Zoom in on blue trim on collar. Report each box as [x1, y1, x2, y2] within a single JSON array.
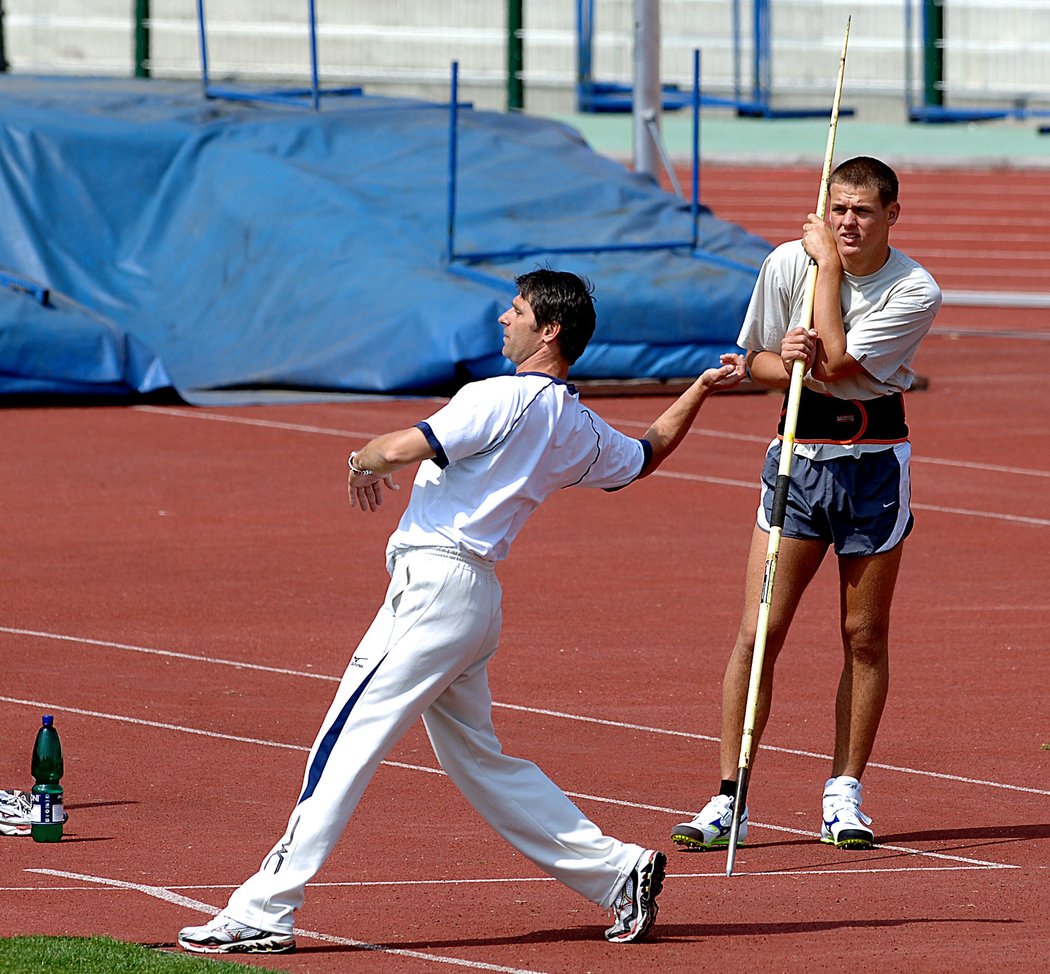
[[515, 371, 578, 395]]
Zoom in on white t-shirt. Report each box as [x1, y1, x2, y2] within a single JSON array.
[[737, 240, 941, 458], [385, 372, 650, 565]]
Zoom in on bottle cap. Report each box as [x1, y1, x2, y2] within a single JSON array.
[[42, 715, 54, 726]]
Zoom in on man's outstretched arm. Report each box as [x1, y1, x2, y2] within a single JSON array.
[[347, 426, 435, 512], [638, 354, 746, 478]]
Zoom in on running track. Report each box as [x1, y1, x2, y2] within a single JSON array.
[[1, 165, 1047, 973], [695, 165, 1050, 297]]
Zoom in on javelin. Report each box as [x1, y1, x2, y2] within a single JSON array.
[[725, 17, 852, 878]]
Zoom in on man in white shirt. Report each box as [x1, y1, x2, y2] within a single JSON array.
[[179, 268, 745, 953], [672, 157, 941, 855]]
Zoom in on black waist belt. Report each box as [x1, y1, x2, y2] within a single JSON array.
[[778, 386, 909, 445]]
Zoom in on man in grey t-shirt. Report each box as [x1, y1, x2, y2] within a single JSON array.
[[673, 157, 941, 854]]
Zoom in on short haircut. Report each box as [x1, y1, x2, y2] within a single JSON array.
[[830, 156, 899, 206], [514, 269, 597, 366]]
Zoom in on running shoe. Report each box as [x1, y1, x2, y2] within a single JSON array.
[[604, 849, 666, 943], [0, 790, 32, 837], [821, 776, 875, 849], [177, 914, 296, 954], [671, 794, 747, 851]]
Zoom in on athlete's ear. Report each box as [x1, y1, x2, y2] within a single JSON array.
[[541, 320, 562, 346], [886, 201, 900, 227]]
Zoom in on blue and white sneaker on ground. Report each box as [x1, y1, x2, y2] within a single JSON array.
[[178, 914, 296, 954], [671, 794, 747, 851], [821, 776, 875, 849], [604, 849, 666, 943]]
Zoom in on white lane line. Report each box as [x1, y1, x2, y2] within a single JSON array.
[[492, 702, 1050, 798], [26, 869, 218, 912], [26, 870, 548, 974], [683, 821, 1015, 870], [0, 626, 339, 681], [4, 627, 1050, 799], [0, 694, 1024, 871], [133, 402, 1050, 483], [0, 694, 308, 751], [653, 470, 757, 489], [913, 456, 1050, 479], [555, 798, 1012, 871], [910, 503, 1050, 526], [596, 421, 1050, 482], [131, 404, 426, 438], [653, 471, 1050, 526], [672, 865, 1014, 878], [4, 858, 1011, 902]]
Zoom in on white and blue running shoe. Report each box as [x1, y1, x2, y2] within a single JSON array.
[[821, 776, 875, 849], [671, 794, 747, 851]]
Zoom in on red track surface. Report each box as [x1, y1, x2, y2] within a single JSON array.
[[1, 167, 1048, 973], [690, 164, 1050, 297]]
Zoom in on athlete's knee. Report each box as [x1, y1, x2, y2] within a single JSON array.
[[841, 616, 890, 666], [730, 624, 786, 674]]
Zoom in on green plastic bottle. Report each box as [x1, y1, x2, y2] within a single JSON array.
[[31, 715, 64, 843]]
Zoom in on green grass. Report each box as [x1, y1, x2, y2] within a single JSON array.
[[0, 936, 292, 973]]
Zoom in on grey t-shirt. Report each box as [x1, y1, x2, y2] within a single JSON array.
[[737, 240, 941, 458]]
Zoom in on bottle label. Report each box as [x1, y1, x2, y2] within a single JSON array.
[[31, 792, 64, 825]]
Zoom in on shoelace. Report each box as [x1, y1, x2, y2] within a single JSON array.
[[612, 876, 635, 919]]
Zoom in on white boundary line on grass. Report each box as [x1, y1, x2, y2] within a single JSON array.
[[3, 626, 1049, 800], [0, 692, 1021, 872], [24, 869, 548, 974]]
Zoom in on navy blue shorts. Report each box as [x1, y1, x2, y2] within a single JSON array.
[[758, 441, 914, 556]]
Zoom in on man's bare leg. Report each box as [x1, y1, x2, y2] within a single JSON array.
[[718, 526, 828, 780]]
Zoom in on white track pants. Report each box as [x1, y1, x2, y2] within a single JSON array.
[[225, 546, 644, 934]]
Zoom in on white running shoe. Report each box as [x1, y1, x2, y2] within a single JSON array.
[[0, 790, 32, 837], [821, 776, 875, 849], [604, 849, 666, 943], [177, 914, 295, 954], [671, 793, 747, 851]]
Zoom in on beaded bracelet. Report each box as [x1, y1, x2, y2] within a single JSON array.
[[347, 452, 376, 477]]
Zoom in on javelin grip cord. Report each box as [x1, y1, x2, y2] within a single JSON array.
[[769, 474, 791, 530]]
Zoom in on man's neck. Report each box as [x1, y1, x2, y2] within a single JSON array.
[[514, 348, 569, 380], [843, 244, 892, 277]]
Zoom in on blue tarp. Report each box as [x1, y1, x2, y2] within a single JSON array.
[[0, 77, 772, 402]]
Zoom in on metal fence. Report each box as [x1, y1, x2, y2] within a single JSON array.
[[2, 1, 1048, 120]]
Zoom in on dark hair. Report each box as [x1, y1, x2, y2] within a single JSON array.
[[830, 156, 899, 206], [514, 269, 596, 365]]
